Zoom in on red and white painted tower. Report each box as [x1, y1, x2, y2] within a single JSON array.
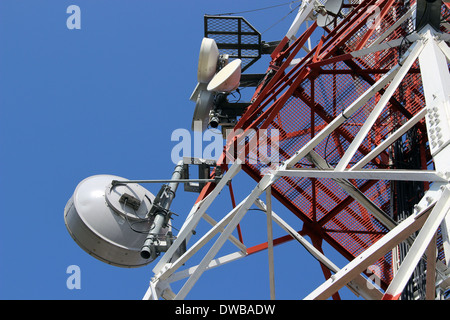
[[145, 0, 450, 300]]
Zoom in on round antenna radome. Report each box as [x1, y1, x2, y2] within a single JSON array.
[[207, 59, 241, 93], [198, 38, 220, 83], [64, 175, 166, 268], [317, 0, 343, 27], [191, 88, 214, 131]]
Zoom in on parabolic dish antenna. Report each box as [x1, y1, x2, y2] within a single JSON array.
[[207, 59, 242, 93], [64, 175, 166, 268], [198, 37, 220, 83], [317, 0, 344, 27], [191, 88, 214, 131]]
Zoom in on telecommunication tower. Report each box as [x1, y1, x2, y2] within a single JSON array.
[[66, 0, 450, 300]]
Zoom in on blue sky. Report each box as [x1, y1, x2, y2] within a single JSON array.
[[0, 0, 360, 300]]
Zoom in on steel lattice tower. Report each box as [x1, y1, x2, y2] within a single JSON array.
[[144, 0, 450, 300]]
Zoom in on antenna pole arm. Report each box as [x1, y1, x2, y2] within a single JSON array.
[[140, 161, 184, 260]]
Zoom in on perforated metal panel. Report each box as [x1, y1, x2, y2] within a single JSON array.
[[204, 15, 262, 72]]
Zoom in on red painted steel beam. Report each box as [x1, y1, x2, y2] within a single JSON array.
[[238, 23, 318, 129], [293, 87, 384, 162], [228, 181, 244, 245], [354, 0, 397, 51], [246, 233, 298, 255]]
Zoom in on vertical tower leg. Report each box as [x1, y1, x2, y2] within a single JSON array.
[[418, 28, 450, 266]]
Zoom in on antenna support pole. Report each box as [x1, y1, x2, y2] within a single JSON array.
[[112, 179, 216, 185], [140, 161, 184, 260]]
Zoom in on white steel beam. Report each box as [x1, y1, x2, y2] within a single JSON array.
[[286, 0, 317, 40], [274, 169, 448, 183], [176, 196, 209, 244], [202, 213, 246, 252], [255, 198, 340, 272], [285, 66, 400, 168], [290, 35, 420, 69], [174, 174, 278, 300], [254, 198, 384, 300], [437, 39, 450, 62], [351, 108, 427, 170], [266, 187, 276, 300], [382, 186, 450, 300], [441, 211, 450, 267], [304, 195, 436, 300], [335, 40, 425, 171], [419, 29, 450, 165], [156, 195, 248, 282], [306, 150, 396, 230], [352, 35, 420, 59], [143, 278, 160, 300], [425, 232, 437, 300], [419, 29, 450, 267], [152, 160, 242, 275], [368, 3, 416, 48], [419, 30, 450, 161], [167, 251, 247, 284]]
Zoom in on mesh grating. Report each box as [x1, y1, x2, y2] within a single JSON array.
[[204, 15, 262, 72], [218, 0, 450, 290]]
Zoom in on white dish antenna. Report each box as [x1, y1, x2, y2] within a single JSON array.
[[317, 0, 344, 27], [197, 38, 220, 83], [189, 82, 205, 102], [191, 88, 214, 131], [191, 38, 241, 131], [207, 59, 242, 93], [190, 38, 220, 131], [64, 175, 166, 268]]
